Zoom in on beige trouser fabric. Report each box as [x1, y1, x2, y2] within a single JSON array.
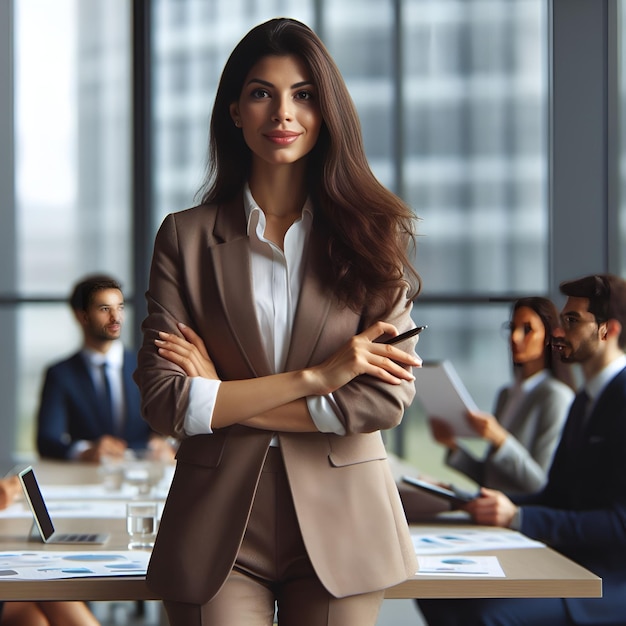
[[163, 448, 384, 626]]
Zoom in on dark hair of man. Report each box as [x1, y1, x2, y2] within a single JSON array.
[[513, 297, 576, 390], [69, 275, 122, 311], [559, 273, 626, 349], [196, 17, 421, 317]]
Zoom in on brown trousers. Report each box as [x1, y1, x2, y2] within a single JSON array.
[[163, 448, 384, 626]]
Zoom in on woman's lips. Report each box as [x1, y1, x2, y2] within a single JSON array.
[[264, 132, 300, 145]]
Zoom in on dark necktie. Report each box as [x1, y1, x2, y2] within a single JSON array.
[[100, 362, 115, 434], [566, 390, 590, 449]]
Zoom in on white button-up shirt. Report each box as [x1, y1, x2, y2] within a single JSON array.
[[184, 185, 345, 438]]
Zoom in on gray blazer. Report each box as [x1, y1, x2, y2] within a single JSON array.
[[134, 197, 418, 604], [447, 375, 574, 494]]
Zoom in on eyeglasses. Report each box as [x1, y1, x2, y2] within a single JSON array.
[[559, 314, 606, 331]]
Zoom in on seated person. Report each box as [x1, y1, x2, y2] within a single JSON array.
[[429, 297, 575, 495], [0, 476, 100, 626], [36, 274, 174, 462], [418, 274, 626, 625]]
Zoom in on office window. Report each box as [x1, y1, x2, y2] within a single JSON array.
[[402, 0, 548, 296], [323, 3, 396, 186], [149, 0, 548, 468], [620, 1, 626, 276], [397, 1, 547, 466], [14, 0, 132, 455], [0, 0, 613, 472], [152, 0, 314, 230]]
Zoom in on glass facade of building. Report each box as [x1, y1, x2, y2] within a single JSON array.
[[2, 0, 621, 477]]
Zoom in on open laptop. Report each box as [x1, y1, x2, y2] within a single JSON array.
[[18, 466, 110, 545]]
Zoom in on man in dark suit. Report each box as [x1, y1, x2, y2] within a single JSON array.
[[418, 273, 626, 626], [36, 274, 171, 462]]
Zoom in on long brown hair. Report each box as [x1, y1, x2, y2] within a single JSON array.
[[197, 18, 421, 316], [513, 297, 576, 390]]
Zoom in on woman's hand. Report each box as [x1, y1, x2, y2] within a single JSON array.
[[304, 321, 422, 396], [466, 410, 508, 449], [428, 417, 458, 450], [151, 320, 420, 431], [154, 323, 219, 379]]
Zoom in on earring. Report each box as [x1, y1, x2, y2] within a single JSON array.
[[234, 120, 241, 127]]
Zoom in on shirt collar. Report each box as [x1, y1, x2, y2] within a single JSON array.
[[519, 369, 549, 394], [243, 182, 313, 238], [585, 353, 626, 402], [82, 340, 124, 368]]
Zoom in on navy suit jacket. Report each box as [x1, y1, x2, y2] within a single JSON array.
[[513, 365, 626, 624], [37, 348, 151, 459]]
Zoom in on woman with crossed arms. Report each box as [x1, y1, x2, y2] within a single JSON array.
[[134, 18, 422, 626]]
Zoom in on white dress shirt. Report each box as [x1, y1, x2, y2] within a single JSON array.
[[582, 353, 626, 422], [184, 185, 346, 438]]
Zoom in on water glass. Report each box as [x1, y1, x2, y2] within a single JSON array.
[[126, 501, 157, 549]]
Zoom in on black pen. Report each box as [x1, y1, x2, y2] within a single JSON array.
[[382, 325, 427, 345]]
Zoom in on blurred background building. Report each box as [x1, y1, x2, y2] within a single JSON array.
[[1, 0, 623, 484]]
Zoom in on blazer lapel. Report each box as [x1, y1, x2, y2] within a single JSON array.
[[504, 387, 535, 433], [210, 197, 273, 377], [285, 229, 333, 371]]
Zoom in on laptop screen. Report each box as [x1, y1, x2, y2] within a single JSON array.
[[18, 466, 55, 541]]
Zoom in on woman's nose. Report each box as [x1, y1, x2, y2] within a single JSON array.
[[272, 96, 293, 122]]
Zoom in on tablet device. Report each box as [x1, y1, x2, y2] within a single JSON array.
[[18, 466, 110, 545], [401, 475, 479, 504]]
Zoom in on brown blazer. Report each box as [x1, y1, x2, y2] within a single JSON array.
[[134, 196, 418, 604]]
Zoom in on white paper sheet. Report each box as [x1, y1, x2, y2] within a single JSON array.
[[411, 528, 545, 555], [413, 361, 479, 437], [417, 555, 505, 577], [0, 550, 150, 580], [0, 500, 130, 519]]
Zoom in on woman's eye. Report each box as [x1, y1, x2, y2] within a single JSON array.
[[251, 88, 270, 98], [295, 90, 314, 101], [523, 323, 532, 335]]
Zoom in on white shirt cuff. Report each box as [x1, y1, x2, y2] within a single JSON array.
[[183, 377, 220, 436], [307, 393, 346, 435], [68, 440, 91, 460]]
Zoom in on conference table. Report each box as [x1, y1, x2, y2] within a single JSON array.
[[0, 460, 601, 602]]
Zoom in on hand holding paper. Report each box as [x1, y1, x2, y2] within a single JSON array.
[[414, 361, 479, 437]]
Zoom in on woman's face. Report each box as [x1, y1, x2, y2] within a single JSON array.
[[229, 54, 322, 169], [509, 306, 547, 366]]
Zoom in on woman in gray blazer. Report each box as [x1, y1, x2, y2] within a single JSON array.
[[429, 297, 576, 495], [134, 18, 423, 626]]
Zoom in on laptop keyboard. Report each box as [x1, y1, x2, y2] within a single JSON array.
[[56, 533, 101, 542]]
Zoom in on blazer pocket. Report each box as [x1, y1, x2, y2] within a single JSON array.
[[175, 431, 226, 468], [328, 432, 387, 467]]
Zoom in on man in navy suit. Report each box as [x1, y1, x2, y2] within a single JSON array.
[[418, 273, 626, 626], [36, 274, 172, 462]]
